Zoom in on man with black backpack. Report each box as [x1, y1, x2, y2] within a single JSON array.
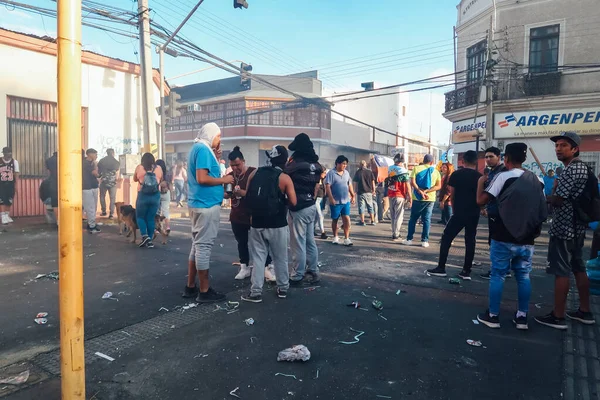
[[476, 143, 546, 330], [242, 145, 297, 303], [536, 132, 596, 330]]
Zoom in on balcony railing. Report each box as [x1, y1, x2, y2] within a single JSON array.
[[444, 81, 481, 112], [523, 71, 562, 96]]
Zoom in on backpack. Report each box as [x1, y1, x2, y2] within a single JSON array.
[[246, 167, 283, 218], [141, 167, 159, 194], [413, 166, 434, 200], [572, 160, 600, 223], [497, 170, 547, 241]]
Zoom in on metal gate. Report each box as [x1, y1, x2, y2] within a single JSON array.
[[580, 152, 600, 176]]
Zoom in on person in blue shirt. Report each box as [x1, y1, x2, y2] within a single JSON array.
[[543, 169, 556, 196], [182, 123, 234, 303]]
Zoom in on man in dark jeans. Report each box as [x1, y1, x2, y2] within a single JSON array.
[[353, 160, 376, 226], [98, 148, 120, 219], [426, 150, 482, 280]]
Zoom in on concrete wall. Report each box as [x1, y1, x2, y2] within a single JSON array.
[[330, 119, 371, 150], [0, 43, 162, 154]]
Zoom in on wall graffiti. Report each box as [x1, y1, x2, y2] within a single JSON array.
[[522, 161, 562, 177], [97, 136, 141, 156]]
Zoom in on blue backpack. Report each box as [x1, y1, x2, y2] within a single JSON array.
[[413, 166, 434, 200]]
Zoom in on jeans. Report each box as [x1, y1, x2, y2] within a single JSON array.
[[441, 204, 453, 225], [358, 193, 374, 216], [249, 226, 290, 295], [376, 191, 386, 221], [99, 183, 117, 215], [488, 239, 533, 315], [231, 221, 272, 266], [82, 188, 98, 228], [135, 192, 160, 237], [437, 213, 479, 271], [389, 197, 406, 238], [406, 201, 434, 242], [174, 179, 185, 203], [314, 197, 325, 234], [288, 205, 319, 281]]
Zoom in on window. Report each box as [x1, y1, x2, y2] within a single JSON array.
[[225, 110, 244, 126], [529, 24, 560, 73], [466, 40, 487, 84]]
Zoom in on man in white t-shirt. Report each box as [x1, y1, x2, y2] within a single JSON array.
[[0, 147, 19, 224]]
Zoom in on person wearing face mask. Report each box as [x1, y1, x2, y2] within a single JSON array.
[[181, 123, 234, 303]]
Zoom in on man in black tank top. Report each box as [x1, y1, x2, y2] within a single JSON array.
[[242, 145, 297, 303]]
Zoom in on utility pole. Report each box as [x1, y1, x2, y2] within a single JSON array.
[[138, 0, 156, 155], [159, 48, 166, 159], [485, 15, 494, 148], [57, 0, 85, 396]]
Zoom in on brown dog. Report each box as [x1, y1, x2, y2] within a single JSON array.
[[115, 202, 169, 245]]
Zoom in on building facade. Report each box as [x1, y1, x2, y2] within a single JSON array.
[[445, 0, 600, 175], [0, 28, 163, 216]]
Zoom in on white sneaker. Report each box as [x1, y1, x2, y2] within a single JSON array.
[[264, 264, 276, 282], [1, 214, 8, 225], [343, 238, 353, 246], [234, 264, 252, 280], [421, 241, 430, 248], [401, 239, 413, 246], [332, 236, 341, 245], [5, 215, 13, 223]]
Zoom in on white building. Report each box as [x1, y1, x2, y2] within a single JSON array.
[[0, 28, 163, 216], [445, 0, 600, 175]]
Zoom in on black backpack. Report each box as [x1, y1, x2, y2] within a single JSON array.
[[247, 167, 283, 218], [573, 160, 600, 223]]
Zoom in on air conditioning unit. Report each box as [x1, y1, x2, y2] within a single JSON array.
[[187, 104, 200, 112]]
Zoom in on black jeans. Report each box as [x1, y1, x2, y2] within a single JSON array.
[[231, 222, 271, 266], [437, 213, 480, 272]]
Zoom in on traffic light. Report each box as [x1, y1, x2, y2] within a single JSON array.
[[240, 62, 252, 90], [166, 92, 181, 119], [234, 0, 248, 8]]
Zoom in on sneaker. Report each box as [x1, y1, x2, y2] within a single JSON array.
[[458, 270, 471, 280], [320, 232, 328, 240], [241, 292, 262, 303], [277, 288, 287, 299], [305, 270, 321, 284], [513, 312, 529, 330], [477, 311, 501, 329], [264, 265, 276, 282], [421, 241, 430, 248], [401, 239, 413, 246], [505, 271, 512, 278], [88, 226, 101, 234], [289, 278, 305, 287], [369, 221, 376, 226], [108, 214, 114, 220], [234, 264, 252, 280], [426, 267, 447, 277], [1, 214, 9, 225], [480, 271, 491, 280], [357, 221, 365, 226], [146, 241, 155, 249], [101, 212, 107, 217], [182, 285, 199, 298], [139, 236, 151, 247], [5, 215, 13, 223], [343, 238, 353, 246], [196, 287, 226, 303], [332, 236, 341, 245], [534, 312, 567, 330], [566, 309, 596, 325]]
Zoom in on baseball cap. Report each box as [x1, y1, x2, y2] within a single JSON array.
[[2, 147, 11, 153], [265, 145, 288, 160], [550, 131, 581, 146]]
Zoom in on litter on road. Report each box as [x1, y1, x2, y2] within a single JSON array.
[[361, 291, 376, 299], [102, 292, 117, 300], [449, 278, 461, 285], [372, 300, 383, 311], [0, 370, 30, 385], [376, 395, 392, 399], [339, 328, 365, 345], [34, 318, 47, 325], [35, 271, 59, 280], [36, 312, 48, 318], [250, 337, 257, 343], [378, 313, 388, 321], [244, 318, 255, 326], [229, 387, 241, 398], [315, 369, 320, 379], [535, 303, 542, 309], [95, 352, 115, 362], [158, 307, 169, 312], [466, 339, 483, 347], [347, 302, 360, 309], [194, 354, 209, 358], [277, 345, 311, 362], [472, 319, 480, 325], [396, 289, 407, 295], [274, 373, 297, 380]]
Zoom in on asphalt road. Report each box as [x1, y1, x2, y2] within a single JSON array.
[[0, 209, 575, 399]]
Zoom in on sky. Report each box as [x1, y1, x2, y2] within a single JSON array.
[[0, 0, 461, 144]]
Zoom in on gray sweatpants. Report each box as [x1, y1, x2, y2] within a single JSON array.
[[188, 205, 221, 271], [99, 183, 117, 215], [288, 205, 319, 281], [390, 197, 406, 238], [82, 188, 98, 228], [249, 226, 290, 295]]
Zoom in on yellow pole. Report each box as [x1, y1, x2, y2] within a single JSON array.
[[57, 0, 85, 397]]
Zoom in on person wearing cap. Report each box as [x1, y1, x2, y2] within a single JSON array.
[[325, 155, 356, 246], [182, 123, 234, 303], [97, 148, 120, 219], [82, 148, 101, 233], [0, 147, 19, 225], [401, 154, 441, 248], [285, 133, 324, 286], [242, 145, 297, 302], [536, 131, 595, 330], [387, 153, 410, 241]]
